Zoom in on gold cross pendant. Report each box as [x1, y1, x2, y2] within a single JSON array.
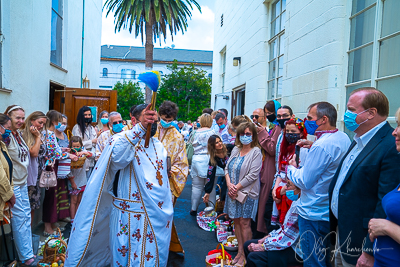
[[156, 170, 163, 186]]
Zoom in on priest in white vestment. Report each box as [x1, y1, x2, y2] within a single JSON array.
[[65, 107, 173, 267]]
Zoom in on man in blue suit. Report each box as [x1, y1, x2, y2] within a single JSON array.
[[329, 88, 400, 267]]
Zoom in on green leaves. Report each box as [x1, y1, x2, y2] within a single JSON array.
[[103, 0, 201, 43], [112, 81, 145, 119], [156, 60, 211, 122]]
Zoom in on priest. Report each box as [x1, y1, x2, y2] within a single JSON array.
[[65, 105, 173, 267]]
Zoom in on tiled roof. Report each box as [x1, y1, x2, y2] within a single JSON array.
[[101, 45, 213, 64]]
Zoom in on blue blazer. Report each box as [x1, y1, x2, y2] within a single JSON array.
[[329, 122, 400, 265]]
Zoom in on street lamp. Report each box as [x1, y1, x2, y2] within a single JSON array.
[[82, 75, 90, 88]]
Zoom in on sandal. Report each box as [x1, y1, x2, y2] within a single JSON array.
[[43, 230, 56, 237], [235, 255, 246, 267], [231, 252, 243, 265]]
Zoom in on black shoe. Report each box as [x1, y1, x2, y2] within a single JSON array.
[[190, 210, 197, 216]]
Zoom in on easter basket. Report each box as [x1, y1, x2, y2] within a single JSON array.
[[70, 155, 86, 169], [196, 201, 217, 231], [205, 243, 232, 266], [37, 229, 67, 266], [214, 213, 230, 243], [215, 184, 225, 213]]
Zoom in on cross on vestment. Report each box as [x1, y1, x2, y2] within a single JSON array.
[[156, 170, 163, 186]]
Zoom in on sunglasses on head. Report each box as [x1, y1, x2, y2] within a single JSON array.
[[240, 132, 252, 137], [250, 115, 263, 120], [112, 120, 123, 125]]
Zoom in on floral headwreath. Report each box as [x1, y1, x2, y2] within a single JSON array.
[[285, 117, 307, 135]]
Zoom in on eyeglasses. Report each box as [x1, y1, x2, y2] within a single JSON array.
[[250, 115, 263, 120], [239, 132, 252, 137], [112, 120, 123, 125]]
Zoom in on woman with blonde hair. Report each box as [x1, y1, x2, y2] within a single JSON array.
[[21, 111, 47, 224], [189, 113, 219, 215]]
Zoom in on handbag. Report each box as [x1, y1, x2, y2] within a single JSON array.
[[186, 130, 196, 165], [39, 160, 57, 188], [236, 181, 257, 204]]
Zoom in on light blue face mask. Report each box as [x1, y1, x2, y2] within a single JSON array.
[[344, 109, 369, 132], [239, 135, 252, 145], [101, 118, 109, 125], [160, 119, 172, 128], [55, 122, 62, 129], [112, 123, 124, 133], [219, 124, 226, 129], [286, 190, 299, 201]]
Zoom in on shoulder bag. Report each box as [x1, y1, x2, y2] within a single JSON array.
[[236, 181, 257, 204], [186, 130, 196, 165], [39, 132, 57, 188]]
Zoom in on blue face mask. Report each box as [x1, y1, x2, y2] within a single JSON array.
[[160, 119, 172, 128], [101, 118, 109, 125], [344, 109, 369, 132], [304, 119, 319, 135], [219, 124, 226, 129], [55, 122, 62, 129], [112, 123, 124, 133], [197, 122, 201, 128], [1, 125, 11, 139], [239, 135, 252, 145], [286, 190, 299, 201]]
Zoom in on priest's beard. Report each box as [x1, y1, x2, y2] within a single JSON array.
[[150, 123, 157, 137]]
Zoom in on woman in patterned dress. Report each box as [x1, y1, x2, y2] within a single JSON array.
[[42, 110, 77, 236], [224, 122, 263, 266]]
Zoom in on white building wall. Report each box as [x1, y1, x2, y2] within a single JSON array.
[[282, 0, 349, 123], [100, 60, 212, 90], [212, 0, 351, 128], [211, 0, 270, 116], [0, 0, 102, 114]]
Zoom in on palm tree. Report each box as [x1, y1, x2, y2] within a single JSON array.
[[104, 0, 201, 103]]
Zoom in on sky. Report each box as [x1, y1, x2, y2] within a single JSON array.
[[101, 0, 215, 51]]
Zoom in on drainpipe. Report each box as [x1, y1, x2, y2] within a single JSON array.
[[80, 0, 85, 88]]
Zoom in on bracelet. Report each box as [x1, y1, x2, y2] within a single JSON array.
[[261, 243, 266, 251]]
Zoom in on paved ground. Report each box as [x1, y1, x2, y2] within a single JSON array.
[[1, 174, 234, 266], [167, 174, 231, 267]]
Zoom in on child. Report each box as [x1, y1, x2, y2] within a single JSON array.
[[271, 118, 307, 226], [68, 136, 93, 224]]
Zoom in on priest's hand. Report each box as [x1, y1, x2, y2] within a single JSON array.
[[141, 104, 158, 128]]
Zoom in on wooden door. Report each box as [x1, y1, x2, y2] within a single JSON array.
[[53, 88, 117, 131]]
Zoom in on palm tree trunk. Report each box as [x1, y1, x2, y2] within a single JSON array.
[[145, 21, 154, 104]]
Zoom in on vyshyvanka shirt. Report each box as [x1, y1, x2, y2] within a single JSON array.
[[287, 130, 350, 221]]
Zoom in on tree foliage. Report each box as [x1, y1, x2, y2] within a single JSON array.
[[103, 0, 201, 43], [113, 81, 145, 119], [156, 61, 211, 122]]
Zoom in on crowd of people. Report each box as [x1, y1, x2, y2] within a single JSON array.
[[1, 87, 400, 267]]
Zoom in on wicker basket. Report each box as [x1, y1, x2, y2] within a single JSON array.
[[215, 184, 225, 213], [71, 155, 86, 169], [205, 243, 232, 266], [37, 229, 67, 266]]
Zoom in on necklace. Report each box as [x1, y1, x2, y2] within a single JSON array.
[[136, 137, 164, 186]]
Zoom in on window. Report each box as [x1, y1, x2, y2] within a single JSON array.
[[159, 71, 163, 76], [346, 0, 400, 118], [208, 73, 212, 79], [221, 48, 226, 92], [102, 68, 108, 77], [51, 0, 63, 66], [267, 0, 286, 101], [121, 69, 135, 80]]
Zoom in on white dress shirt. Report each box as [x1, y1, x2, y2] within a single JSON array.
[[287, 130, 351, 221], [331, 121, 386, 218]]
